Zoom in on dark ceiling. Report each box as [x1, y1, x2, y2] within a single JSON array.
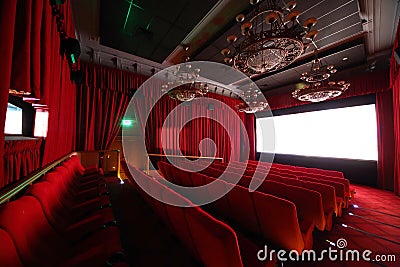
[[73, 0, 399, 95], [99, 0, 219, 63]]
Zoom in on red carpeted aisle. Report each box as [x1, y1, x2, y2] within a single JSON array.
[[292, 184, 400, 267]]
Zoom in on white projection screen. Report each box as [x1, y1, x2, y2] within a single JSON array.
[[256, 104, 378, 160]]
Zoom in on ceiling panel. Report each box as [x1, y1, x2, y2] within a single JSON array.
[[72, 0, 398, 95], [99, 0, 219, 63], [255, 44, 366, 91]]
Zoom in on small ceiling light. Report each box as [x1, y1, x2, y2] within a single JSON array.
[[342, 57, 348, 61]]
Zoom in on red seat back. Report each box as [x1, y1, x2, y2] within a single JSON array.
[[0, 228, 23, 267]]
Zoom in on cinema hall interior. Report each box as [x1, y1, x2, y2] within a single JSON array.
[[1, 0, 400, 266]]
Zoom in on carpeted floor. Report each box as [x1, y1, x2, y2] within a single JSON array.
[[295, 184, 400, 267], [108, 176, 400, 267]]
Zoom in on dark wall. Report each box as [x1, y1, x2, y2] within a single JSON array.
[[257, 152, 377, 187]]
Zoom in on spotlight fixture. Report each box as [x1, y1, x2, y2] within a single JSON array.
[[292, 51, 350, 102], [221, 0, 318, 75]]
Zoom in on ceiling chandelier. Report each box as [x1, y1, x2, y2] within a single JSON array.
[[221, 0, 318, 75], [292, 52, 350, 102], [236, 85, 268, 113], [161, 64, 209, 102]]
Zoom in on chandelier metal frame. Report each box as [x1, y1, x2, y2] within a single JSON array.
[[161, 64, 209, 102], [221, 0, 318, 75], [236, 84, 268, 113], [292, 52, 350, 102]]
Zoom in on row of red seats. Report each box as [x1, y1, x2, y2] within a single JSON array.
[[122, 161, 276, 267], [210, 160, 347, 214], [252, 162, 352, 208], [0, 156, 128, 267], [161, 160, 338, 231], [247, 160, 355, 202], [158, 161, 312, 252], [189, 164, 326, 231]]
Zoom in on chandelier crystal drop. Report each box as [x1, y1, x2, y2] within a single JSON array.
[[221, 0, 318, 75], [161, 64, 209, 102], [292, 52, 350, 102]]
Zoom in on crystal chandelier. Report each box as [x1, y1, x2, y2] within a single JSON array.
[[236, 85, 268, 113], [221, 0, 318, 75], [161, 64, 209, 102], [292, 52, 350, 102]]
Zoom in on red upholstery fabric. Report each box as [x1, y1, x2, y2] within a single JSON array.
[[164, 161, 308, 251], [0, 228, 23, 267], [259, 180, 325, 231], [280, 178, 336, 230], [0, 196, 115, 267], [122, 161, 251, 267], [253, 192, 305, 252]]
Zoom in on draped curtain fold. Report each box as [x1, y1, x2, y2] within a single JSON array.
[[82, 63, 256, 162], [132, 85, 252, 162], [393, 74, 400, 195], [3, 138, 43, 188], [76, 62, 148, 151], [375, 91, 395, 190], [1, 0, 77, 189], [390, 20, 400, 195], [0, 1, 18, 188]]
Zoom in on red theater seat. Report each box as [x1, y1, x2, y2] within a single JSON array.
[[122, 162, 275, 267], [0, 196, 125, 267], [27, 181, 122, 254], [0, 228, 24, 267], [297, 176, 345, 217]]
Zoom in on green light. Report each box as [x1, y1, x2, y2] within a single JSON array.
[[146, 17, 154, 30], [122, 119, 134, 127], [123, 3, 133, 31], [70, 54, 76, 64], [123, 0, 144, 32]]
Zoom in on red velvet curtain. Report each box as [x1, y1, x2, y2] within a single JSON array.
[[40, 0, 77, 166], [393, 75, 400, 195], [0, 0, 77, 189], [133, 86, 252, 162], [390, 20, 400, 195], [266, 69, 390, 110], [3, 138, 43, 187], [0, 1, 18, 188], [76, 62, 148, 151], [376, 91, 395, 190]]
